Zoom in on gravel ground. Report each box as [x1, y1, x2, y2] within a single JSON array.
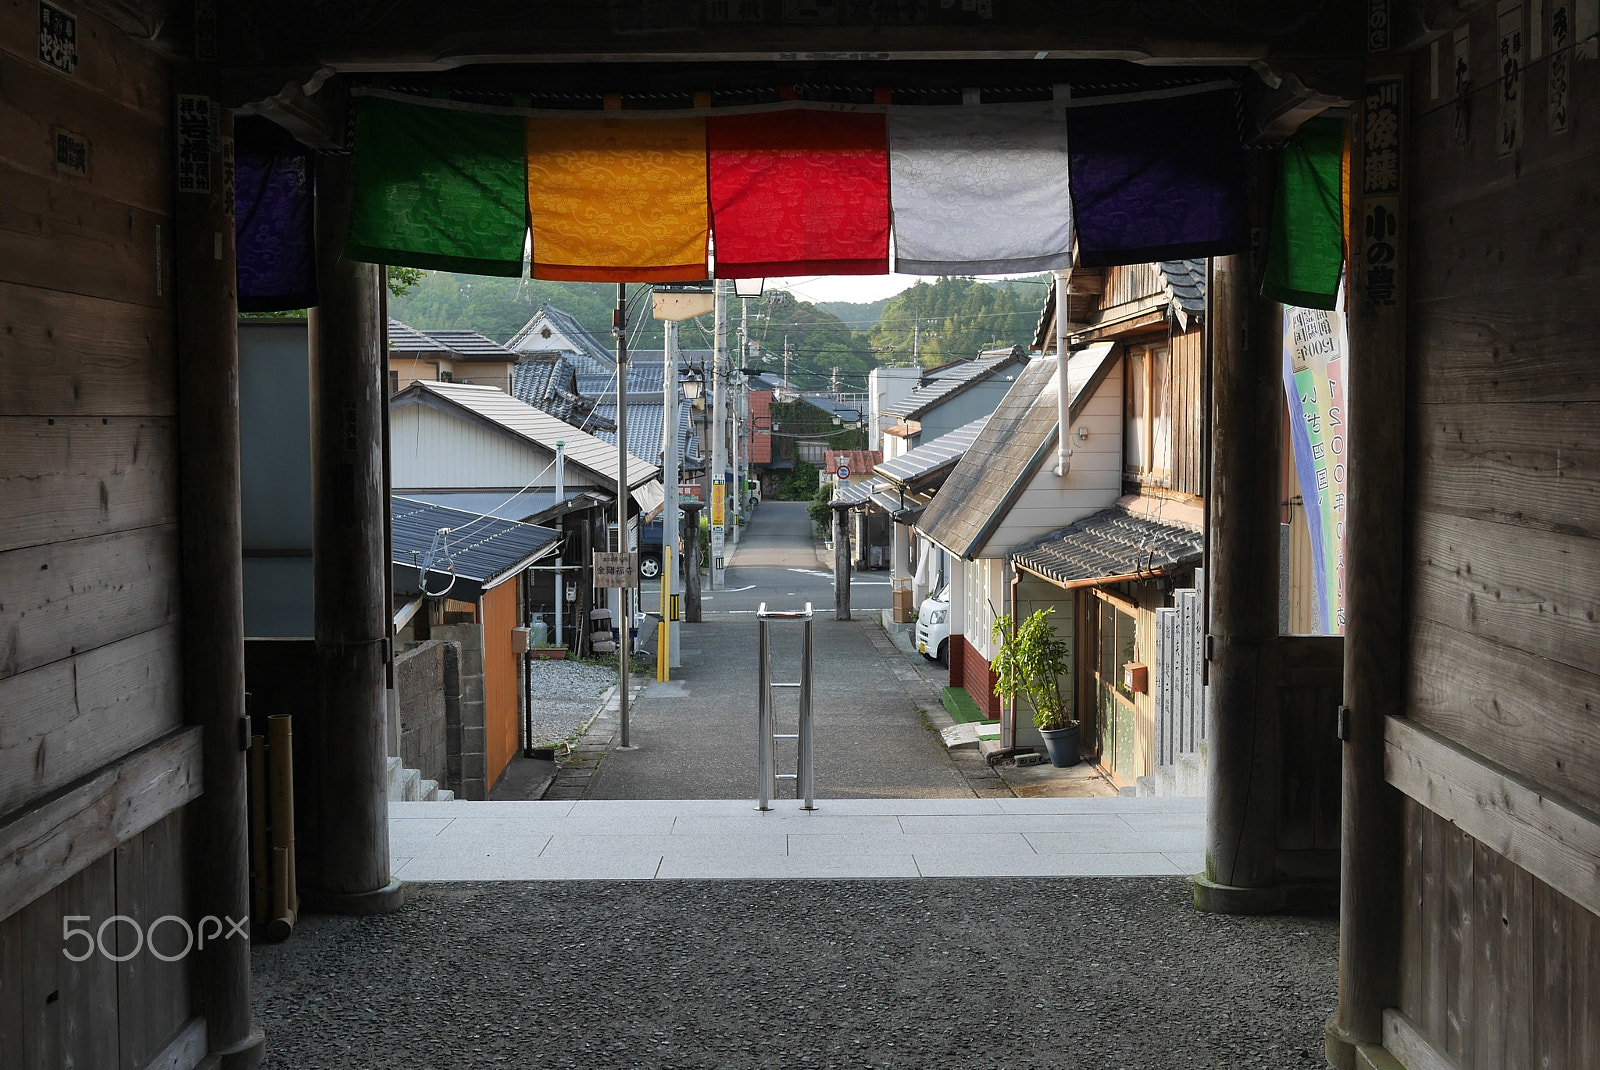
[[252, 879, 1336, 1069], [526, 659, 619, 747]]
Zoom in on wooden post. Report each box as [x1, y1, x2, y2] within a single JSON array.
[[173, 99, 265, 1064], [306, 151, 403, 913], [682, 501, 703, 623], [832, 504, 852, 620], [1196, 151, 1284, 911], [1325, 70, 1408, 1070]]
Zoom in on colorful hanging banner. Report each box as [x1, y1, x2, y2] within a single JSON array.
[[1262, 117, 1346, 310], [527, 116, 710, 282], [888, 106, 1074, 276], [708, 109, 889, 278], [1282, 298, 1349, 634], [234, 115, 317, 312], [1068, 90, 1249, 268], [345, 98, 527, 277]]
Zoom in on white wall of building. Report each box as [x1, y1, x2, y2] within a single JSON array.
[[869, 366, 922, 451]]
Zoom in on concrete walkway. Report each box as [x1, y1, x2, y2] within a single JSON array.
[[389, 795, 1205, 881]]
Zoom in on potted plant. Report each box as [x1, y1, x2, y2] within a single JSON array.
[[991, 607, 1078, 767]]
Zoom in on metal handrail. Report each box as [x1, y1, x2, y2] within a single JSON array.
[[756, 602, 816, 811]]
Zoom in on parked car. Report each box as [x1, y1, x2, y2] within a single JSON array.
[[639, 518, 664, 579], [915, 583, 951, 665]]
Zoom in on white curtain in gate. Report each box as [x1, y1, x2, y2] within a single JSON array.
[[889, 106, 1074, 276]]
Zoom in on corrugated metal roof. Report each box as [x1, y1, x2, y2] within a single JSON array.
[[873, 416, 988, 488], [590, 398, 700, 470], [391, 495, 560, 599], [388, 320, 516, 363], [1012, 506, 1203, 588], [917, 343, 1120, 561], [401, 381, 658, 489], [890, 347, 1027, 421], [399, 489, 561, 522]]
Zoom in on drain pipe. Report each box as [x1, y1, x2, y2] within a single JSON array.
[[554, 440, 565, 648], [1054, 270, 1073, 477]]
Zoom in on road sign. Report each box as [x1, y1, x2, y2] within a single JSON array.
[[837, 463, 850, 480], [593, 552, 637, 588]]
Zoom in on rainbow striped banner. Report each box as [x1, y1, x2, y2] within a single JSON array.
[[1282, 300, 1348, 634]]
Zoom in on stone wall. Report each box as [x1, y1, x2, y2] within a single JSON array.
[[433, 624, 488, 800], [393, 640, 454, 786]]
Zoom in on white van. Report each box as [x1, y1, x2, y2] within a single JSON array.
[[915, 583, 951, 665]]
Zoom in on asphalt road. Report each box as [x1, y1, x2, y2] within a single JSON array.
[[597, 501, 968, 800], [643, 500, 892, 618]]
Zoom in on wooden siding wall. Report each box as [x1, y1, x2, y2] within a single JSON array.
[[1397, 2, 1600, 1063], [1398, 798, 1600, 1068], [1100, 261, 1164, 312], [482, 581, 520, 791], [1166, 328, 1204, 496], [0, 6, 196, 1065]]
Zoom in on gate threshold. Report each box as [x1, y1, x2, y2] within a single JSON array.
[[388, 796, 1204, 881]]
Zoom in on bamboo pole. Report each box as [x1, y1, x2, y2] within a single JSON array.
[[248, 736, 269, 926], [267, 715, 298, 938]]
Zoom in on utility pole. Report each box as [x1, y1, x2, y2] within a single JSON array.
[[614, 284, 632, 748], [711, 279, 728, 591], [662, 320, 681, 669]]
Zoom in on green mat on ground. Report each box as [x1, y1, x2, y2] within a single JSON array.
[[941, 686, 998, 726]]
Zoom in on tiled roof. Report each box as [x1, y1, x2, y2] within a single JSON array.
[[799, 394, 864, 422], [391, 495, 560, 599], [398, 380, 658, 488], [917, 344, 1120, 561], [873, 416, 988, 488], [1012, 505, 1203, 588], [509, 354, 614, 431], [506, 305, 615, 367], [1158, 260, 1206, 329], [589, 399, 700, 470], [388, 320, 516, 362], [889, 347, 1027, 421], [822, 449, 881, 479]]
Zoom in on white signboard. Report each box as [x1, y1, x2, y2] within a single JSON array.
[[594, 552, 637, 588]]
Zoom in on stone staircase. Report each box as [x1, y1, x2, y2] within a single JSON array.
[[387, 757, 454, 802], [1132, 739, 1208, 798]]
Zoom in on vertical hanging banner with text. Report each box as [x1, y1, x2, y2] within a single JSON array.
[[1283, 300, 1349, 634], [710, 479, 726, 581]]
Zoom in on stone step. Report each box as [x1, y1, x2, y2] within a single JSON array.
[[387, 765, 421, 802], [419, 778, 439, 802], [435, 789, 455, 802], [1135, 775, 1157, 797]]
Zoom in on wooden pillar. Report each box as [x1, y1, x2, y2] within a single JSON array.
[[1325, 70, 1408, 1070], [832, 504, 852, 620], [682, 501, 703, 623], [173, 100, 265, 1065], [305, 151, 404, 913], [1196, 152, 1284, 911]]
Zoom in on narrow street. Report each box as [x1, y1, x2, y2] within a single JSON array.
[[595, 501, 974, 799]]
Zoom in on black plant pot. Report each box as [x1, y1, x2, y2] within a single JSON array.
[[1038, 724, 1081, 768]]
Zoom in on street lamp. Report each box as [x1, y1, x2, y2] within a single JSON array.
[[681, 367, 704, 403], [734, 277, 766, 299]]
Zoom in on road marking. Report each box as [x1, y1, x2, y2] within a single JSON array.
[[725, 585, 757, 592], [787, 568, 832, 578]]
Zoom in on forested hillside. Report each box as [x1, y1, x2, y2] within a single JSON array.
[[388, 271, 1051, 392], [868, 276, 1048, 367]]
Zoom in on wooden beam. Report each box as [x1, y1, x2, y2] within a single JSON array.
[[173, 94, 260, 1061], [1385, 715, 1600, 924], [1381, 1010, 1459, 1070], [141, 1015, 208, 1070], [1328, 62, 1410, 1068], [306, 150, 401, 911], [832, 504, 852, 621], [1199, 148, 1282, 900], [0, 727, 200, 922]]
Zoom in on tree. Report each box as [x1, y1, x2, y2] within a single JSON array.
[[869, 276, 1050, 367]]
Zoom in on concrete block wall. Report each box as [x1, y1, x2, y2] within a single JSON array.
[[434, 624, 488, 800], [394, 640, 453, 786]]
